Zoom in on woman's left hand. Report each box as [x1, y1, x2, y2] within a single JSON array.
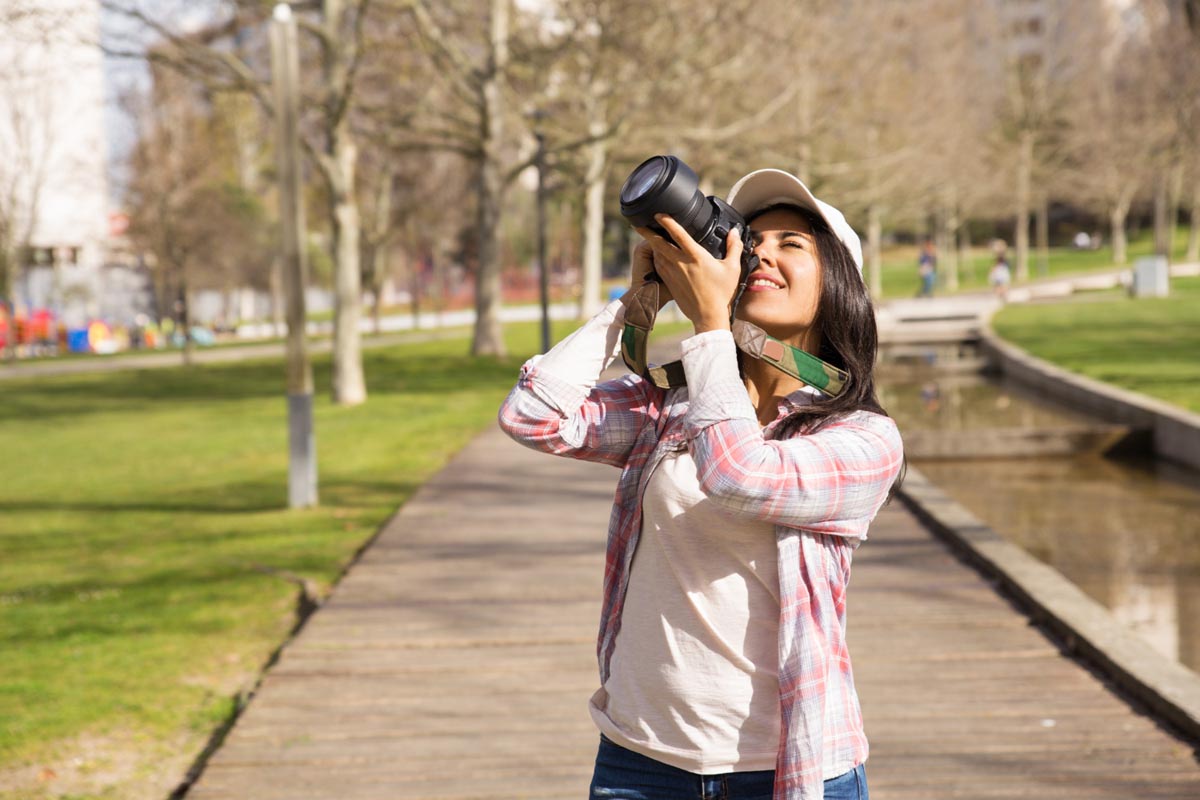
[[633, 214, 744, 334]]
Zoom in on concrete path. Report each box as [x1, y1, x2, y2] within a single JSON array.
[[185, 424, 1200, 799]]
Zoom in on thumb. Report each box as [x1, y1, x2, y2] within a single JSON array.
[[726, 225, 745, 265]]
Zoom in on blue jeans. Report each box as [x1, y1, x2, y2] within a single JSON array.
[[589, 735, 868, 800]]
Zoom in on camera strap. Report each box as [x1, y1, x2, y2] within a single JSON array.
[[730, 320, 848, 398], [619, 281, 848, 398], [619, 281, 688, 389]]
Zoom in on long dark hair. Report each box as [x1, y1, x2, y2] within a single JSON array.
[[743, 203, 888, 439]]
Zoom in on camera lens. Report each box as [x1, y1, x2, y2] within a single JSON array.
[[621, 157, 668, 205], [619, 155, 706, 232], [620, 155, 749, 261]]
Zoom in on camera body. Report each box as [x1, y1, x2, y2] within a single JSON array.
[[619, 155, 758, 283]]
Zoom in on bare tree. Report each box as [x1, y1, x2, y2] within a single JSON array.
[[106, 0, 372, 404], [0, 67, 55, 337], [1063, 3, 1172, 266], [0, 0, 104, 357], [123, 70, 272, 363], [1150, 0, 1200, 262]]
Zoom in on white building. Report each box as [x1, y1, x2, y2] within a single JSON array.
[[0, 0, 112, 327]]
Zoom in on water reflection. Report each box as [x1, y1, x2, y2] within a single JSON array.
[[883, 375, 1200, 673], [880, 376, 1092, 432]]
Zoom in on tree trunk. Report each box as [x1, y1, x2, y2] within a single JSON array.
[[939, 191, 959, 293], [1187, 179, 1200, 262], [472, 159, 506, 356], [1014, 129, 1033, 283], [795, 55, 814, 185], [865, 126, 882, 300], [404, 218, 421, 329], [179, 280, 194, 366], [431, 233, 448, 320], [331, 164, 366, 405], [410, 257, 423, 329], [1035, 192, 1049, 277], [1, 243, 16, 360], [1111, 200, 1130, 266], [1154, 170, 1170, 258], [1168, 162, 1183, 257], [269, 255, 286, 336], [579, 114, 607, 320], [369, 172, 394, 336], [867, 202, 882, 300], [371, 241, 386, 335], [470, 0, 509, 357], [957, 222, 973, 285]]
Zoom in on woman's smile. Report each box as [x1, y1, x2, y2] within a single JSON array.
[[745, 272, 785, 291]]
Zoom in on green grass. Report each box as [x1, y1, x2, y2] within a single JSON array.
[[876, 225, 1195, 299], [0, 319, 582, 799], [992, 276, 1200, 413]]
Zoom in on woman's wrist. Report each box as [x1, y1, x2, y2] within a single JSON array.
[[692, 316, 731, 335]]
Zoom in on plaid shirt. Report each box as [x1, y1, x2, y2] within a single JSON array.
[[498, 301, 903, 800]]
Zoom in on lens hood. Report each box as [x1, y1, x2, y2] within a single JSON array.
[[619, 155, 707, 232]]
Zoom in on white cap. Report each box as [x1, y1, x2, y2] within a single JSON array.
[[726, 169, 863, 274]]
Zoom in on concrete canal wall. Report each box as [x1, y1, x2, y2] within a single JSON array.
[[891, 264, 1200, 743], [979, 323, 1200, 472], [896, 465, 1200, 745]]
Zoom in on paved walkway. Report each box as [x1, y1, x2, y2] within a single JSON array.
[[186, 425, 1200, 799]]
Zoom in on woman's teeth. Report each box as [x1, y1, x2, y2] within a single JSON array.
[[750, 279, 782, 289]]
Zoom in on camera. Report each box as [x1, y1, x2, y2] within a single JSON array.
[[619, 155, 758, 282]]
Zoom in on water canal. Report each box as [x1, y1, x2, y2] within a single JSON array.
[[879, 363, 1200, 674]]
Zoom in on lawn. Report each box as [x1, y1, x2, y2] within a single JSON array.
[[991, 275, 1200, 414], [0, 319, 595, 800], [876, 224, 1196, 300]]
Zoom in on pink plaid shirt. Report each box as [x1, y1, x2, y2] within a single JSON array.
[[498, 301, 903, 799]]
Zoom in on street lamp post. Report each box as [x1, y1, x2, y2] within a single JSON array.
[[271, 3, 317, 508], [534, 128, 550, 354]]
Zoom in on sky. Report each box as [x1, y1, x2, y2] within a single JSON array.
[[100, 1, 223, 203]]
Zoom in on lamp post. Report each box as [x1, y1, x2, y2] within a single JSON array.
[[271, 3, 317, 508], [531, 112, 550, 354], [534, 131, 551, 353]]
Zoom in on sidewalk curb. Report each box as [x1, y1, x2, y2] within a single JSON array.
[[896, 465, 1200, 746]]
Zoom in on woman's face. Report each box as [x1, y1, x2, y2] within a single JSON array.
[[735, 207, 822, 349]]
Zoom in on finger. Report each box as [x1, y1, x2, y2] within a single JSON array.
[[654, 214, 708, 260], [637, 228, 688, 266], [725, 226, 745, 266], [632, 225, 673, 247]]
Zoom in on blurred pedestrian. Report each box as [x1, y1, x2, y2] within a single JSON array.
[[501, 166, 903, 800], [989, 253, 1011, 301], [917, 238, 937, 298]]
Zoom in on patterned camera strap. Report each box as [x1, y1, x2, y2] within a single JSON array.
[[619, 280, 848, 398]]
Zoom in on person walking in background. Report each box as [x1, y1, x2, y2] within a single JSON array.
[[500, 166, 904, 800], [989, 252, 1012, 301], [916, 238, 937, 298]]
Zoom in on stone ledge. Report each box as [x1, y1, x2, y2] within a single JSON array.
[[896, 465, 1200, 745], [979, 324, 1200, 472]]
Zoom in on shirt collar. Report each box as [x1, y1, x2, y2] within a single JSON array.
[[774, 383, 823, 419]]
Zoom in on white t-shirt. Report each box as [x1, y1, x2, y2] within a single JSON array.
[[589, 445, 782, 773]]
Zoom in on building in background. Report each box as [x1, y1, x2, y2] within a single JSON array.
[[0, 0, 120, 328]]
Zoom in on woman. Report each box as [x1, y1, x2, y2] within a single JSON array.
[[498, 168, 904, 800]]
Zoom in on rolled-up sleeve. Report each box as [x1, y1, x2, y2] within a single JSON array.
[[497, 299, 660, 467]]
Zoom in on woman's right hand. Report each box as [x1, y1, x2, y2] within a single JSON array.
[[627, 239, 673, 311]]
